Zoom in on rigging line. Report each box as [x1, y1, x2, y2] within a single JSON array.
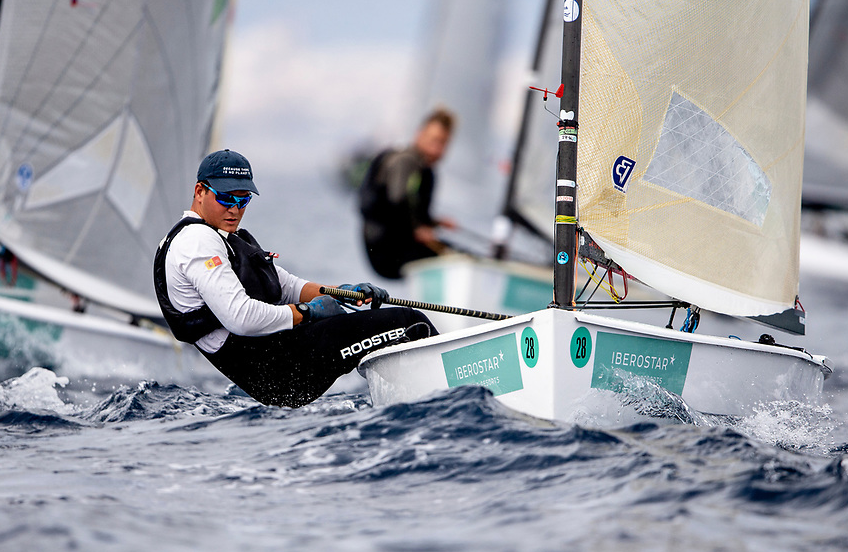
[[577, 300, 688, 306], [577, 264, 607, 309], [561, 302, 687, 311], [0, 2, 60, 141], [575, 261, 600, 302], [580, 260, 619, 302]]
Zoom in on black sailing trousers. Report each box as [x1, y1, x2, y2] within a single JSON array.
[[201, 307, 436, 408]]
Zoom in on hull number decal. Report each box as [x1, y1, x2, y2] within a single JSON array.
[[521, 327, 539, 368], [570, 326, 592, 368]]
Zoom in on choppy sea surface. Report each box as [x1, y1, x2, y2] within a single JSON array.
[[4, 180, 848, 551], [3, 364, 848, 552]]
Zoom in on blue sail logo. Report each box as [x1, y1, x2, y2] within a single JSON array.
[[612, 156, 635, 192]]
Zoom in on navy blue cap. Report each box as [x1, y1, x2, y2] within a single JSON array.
[[197, 149, 259, 194]]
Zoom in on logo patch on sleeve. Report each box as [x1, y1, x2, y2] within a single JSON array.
[[204, 256, 223, 270]]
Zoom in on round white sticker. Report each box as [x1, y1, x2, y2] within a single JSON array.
[[563, 0, 580, 22]]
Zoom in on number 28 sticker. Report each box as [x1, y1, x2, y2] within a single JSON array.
[[570, 326, 592, 368], [521, 327, 539, 368]]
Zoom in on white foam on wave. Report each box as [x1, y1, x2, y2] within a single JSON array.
[[0, 367, 75, 415], [736, 400, 841, 456]]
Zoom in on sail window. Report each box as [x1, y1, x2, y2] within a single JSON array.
[[22, 120, 119, 210], [644, 92, 771, 226], [106, 114, 156, 231]]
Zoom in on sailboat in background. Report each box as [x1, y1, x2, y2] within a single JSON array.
[[802, 0, 848, 212], [795, 0, 848, 278], [341, 0, 510, 196], [0, 1, 229, 382], [412, 0, 508, 196], [408, 0, 833, 332], [360, 0, 831, 422], [403, 0, 559, 332]]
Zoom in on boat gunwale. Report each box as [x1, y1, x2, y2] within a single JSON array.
[[359, 308, 831, 376]]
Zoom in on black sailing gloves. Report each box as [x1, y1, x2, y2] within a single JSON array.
[[338, 282, 389, 309]]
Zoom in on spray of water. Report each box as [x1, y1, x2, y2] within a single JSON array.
[[571, 365, 842, 455], [0, 366, 75, 415], [736, 400, 840, 456]]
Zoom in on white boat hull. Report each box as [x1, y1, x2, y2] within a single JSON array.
[[361, 308, 830, 421], [0, 295, 214, 386]]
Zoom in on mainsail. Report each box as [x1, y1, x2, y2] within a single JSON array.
[[0, 1, 229, 318], [511, 1, 809, 317]]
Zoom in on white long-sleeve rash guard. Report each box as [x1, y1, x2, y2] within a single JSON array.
[[164, 211, 309, 353]]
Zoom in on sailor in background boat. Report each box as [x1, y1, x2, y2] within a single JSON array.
[[359, 108, 458, 279], [153, 149, 437, 408]]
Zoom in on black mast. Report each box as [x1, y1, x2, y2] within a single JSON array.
[[553, 0, 582, 307]]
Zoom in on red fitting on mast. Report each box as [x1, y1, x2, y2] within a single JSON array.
[[529, 84, 565, 100]]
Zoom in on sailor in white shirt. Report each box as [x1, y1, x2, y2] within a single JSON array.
[[163, 210, 308, 354], [153, 149, 437, 407]]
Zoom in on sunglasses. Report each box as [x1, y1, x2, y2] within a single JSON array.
[[202, 183, 252, 209]]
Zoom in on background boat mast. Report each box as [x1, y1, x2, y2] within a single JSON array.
[[493, 0, 558, 260]]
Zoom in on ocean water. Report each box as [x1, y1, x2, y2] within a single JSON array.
[[2, 366, 848, 552], [3, 180, 848, 551]]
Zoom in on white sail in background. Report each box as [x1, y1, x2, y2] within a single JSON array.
[[412, 0, 508, 191], [511, 1, 808, 317], [803, 0, 848, 209], [507, 0, 563, 241], [0, 1, 229, 318]]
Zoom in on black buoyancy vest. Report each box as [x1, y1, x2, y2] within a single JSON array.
[[359, 149, 435, 229], [153, 218, 283, 343], [358, 149, 393, 223]]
